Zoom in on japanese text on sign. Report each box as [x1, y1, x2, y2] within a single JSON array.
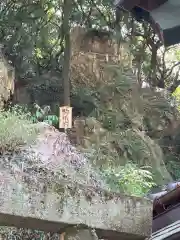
[[59, 106, 72, 129]]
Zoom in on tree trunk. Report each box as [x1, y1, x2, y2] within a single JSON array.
[[150, 44, 158, 87], [62, 0, 71, 106]]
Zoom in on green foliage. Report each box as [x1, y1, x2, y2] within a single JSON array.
[[0, 105, 37, 152], [0, 0, 116, 81], [8, 104, 31, 118], [81, 66, 173, 187], [43, 115, 59, 126], [172, 86, 180, 111], [31, 104, 59, 126], [102, 163, 155, 196], [165, 155, 180, 180]]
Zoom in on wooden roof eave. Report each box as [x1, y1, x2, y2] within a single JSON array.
[[151, 220, 180, 240], [114, 0, 168, 12]]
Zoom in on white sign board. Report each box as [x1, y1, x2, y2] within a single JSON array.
[[59, 106, 72, 129]]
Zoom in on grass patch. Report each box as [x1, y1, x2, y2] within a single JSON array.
[[0, 105, 37, 152]]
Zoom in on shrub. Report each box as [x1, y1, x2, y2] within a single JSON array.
[[0, 105, 37, 152], [102, 163, 156, 196]]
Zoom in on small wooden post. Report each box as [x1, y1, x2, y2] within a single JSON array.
[[59, 106, 72, 132]]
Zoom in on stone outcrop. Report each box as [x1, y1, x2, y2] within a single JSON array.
[[0, 49, 14, 108], [70, 26, 133, 89], [0, 123, 152, 239]]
